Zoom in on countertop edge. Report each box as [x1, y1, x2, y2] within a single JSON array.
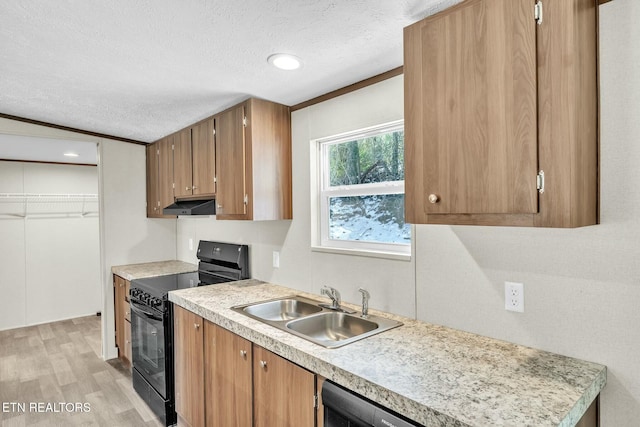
[[559, 367, 607, 427], [111, 260, 198, 281]]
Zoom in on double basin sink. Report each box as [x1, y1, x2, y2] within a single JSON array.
[[232, 295, 402, 348]]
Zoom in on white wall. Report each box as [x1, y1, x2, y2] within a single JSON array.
[[0, 160, 101, 330]]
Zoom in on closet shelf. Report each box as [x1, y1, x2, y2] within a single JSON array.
[[0, 193, 99, 217]]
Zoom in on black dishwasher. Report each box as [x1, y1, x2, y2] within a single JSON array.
[[322, 381, 423, 427]]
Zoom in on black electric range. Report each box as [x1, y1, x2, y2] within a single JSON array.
[[129, 241, 249, 426]]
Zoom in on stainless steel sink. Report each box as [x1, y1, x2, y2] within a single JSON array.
[[242, 297, 323, 321], [286, 312, 382, 348], [232, 296, 402, 348]]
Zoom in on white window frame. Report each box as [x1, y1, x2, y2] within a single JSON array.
[[312, 120, 411, 259]]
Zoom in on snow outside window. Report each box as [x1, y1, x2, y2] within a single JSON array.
[[316, 121, 411, 256]]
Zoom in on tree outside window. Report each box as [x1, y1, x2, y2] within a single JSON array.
[[317, 121, 410, 255]]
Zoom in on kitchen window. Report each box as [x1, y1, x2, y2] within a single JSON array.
[[314, 121, 411, 258]]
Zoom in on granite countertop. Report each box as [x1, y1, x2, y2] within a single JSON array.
[[169, 280, 606, 427], [111, 260, 197, 281]]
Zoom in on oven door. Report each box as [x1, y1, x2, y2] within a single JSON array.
[[130, 301, 167, 398]]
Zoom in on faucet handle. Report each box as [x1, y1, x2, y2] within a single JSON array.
[[321, 285, 333, 299], [321, 285, 341, 308], [358, 288, 370, 318]]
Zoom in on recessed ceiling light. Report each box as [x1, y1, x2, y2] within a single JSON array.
[[64, 152, 79, 157], [267, 53, 302, 71]]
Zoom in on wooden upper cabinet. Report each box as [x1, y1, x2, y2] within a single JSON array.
[[146, 136, 175, 218], [404, 0, 599, 227], [173, 128, 194, 199], [173, 121, 216, 199], [146, 144, 159, 217], [216, 98, 292, 221], [146, 97, 291, 220], [174, 305, 205, 427], [215, 105, 247, 217], [158, 137, 175, 215], [192, 118, 216, 196]]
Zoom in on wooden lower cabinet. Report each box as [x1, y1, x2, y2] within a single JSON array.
[[113, 275, 131, 366], [205, 322, 253, 427], [174, 305, 205, 427], [123, 319, 132, 363], [173, 308, 319, 427], [253, 344, 316, 427]]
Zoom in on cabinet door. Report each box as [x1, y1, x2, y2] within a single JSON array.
[[146, 144, 160, 217], [215, 105, 247, 216], [121, 280, 131, 323], [253, 344, 316, 427], [204, 322, 252, 427], [158, 136, 176, 216], [174, 305, 205, 427], [113, 275, 126, 355], [192, 118, 216, 196], [123, 319, 132, 364], [405, 0, 538, 220], [174, 129, 194, 199]]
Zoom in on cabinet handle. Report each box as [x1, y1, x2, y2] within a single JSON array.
[[194, 323, 200, 330], [428, 194, 440, 204], [259, 360, 267, 369], [240, 350, 247, 358], [186, 187, 191, 191], [151, 331, 157, 336], [126, 311, 129, 316], [192, 186, 198, 190], [217, 204, 222, 209]]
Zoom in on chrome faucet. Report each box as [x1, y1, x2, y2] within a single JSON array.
[[358, 288, 370, 318], [321, 286, 341, 310]]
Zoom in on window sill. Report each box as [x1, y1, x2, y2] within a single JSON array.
[[311, 245, 411, 262]]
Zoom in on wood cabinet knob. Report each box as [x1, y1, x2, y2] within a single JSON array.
[[428, 194, 440, 204], [240, 350, 247, 358], [259, 360, 267, 369], [194, 323, 200, 330]]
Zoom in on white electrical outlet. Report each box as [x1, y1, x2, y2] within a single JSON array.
[[505, 281, 524, 312], [272, 251, 280, 268]]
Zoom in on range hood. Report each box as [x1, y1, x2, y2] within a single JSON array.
[[163, 199, 216, 216]]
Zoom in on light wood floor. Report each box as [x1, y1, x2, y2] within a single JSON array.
[[0, 315, 164, 427]]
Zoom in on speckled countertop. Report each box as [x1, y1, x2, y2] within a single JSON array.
[[111, 260, 197, 281], [169, 280, 606, 427]]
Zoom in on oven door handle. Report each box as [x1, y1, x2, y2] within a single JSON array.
[[130, 301, 163, 322]]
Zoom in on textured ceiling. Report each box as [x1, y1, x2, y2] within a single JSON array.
[[0, 0, 460, 145]]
